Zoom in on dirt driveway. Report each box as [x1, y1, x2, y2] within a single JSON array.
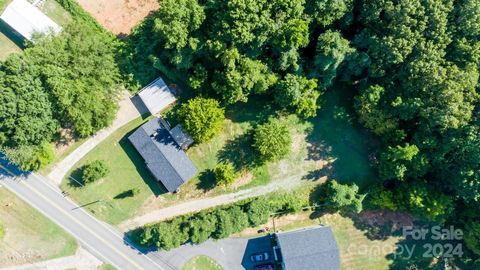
[[76, 0, 159, 35]]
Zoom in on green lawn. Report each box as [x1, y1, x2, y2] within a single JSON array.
[[307, 88, 378, 189], [60, 117, 161, 225], [0, 187, 77, 267], [0, 32, 21, 62], [183, 256, 223, 270]]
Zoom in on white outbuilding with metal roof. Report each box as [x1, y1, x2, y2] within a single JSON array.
[[0, 0, 61, 41], [137, 77, 177, 115]]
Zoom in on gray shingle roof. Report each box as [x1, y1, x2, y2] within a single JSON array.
[[128, 118, 198, 192], [276, 226, 340, 270]]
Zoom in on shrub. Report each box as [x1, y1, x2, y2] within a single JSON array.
[[252, 118, 292, 162], [247, 198, 272, 226], [82, 160, 109, 184], [177, 97, 225, 142], [131, 188, 140, 196], [214, 162, 236, 186], [214, 206, 249, 239], [188, 213, 217, 244], [140, 219, 188, 250], [324, 180, 365, 213]]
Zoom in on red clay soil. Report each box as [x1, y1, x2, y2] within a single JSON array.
[[76, 0, 159, 35]]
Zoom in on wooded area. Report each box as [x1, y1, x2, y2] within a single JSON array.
[[1, 0, 479, 267]]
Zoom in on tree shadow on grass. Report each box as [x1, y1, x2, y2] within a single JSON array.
[[305, 89, 378, 190], [217, 131, 260, 171], [67, 167, 84, 188], [197, 169, 216, 191], [114, 190, 136, 199], [119, 128, 167, 197], [225, 95, 277, 124]]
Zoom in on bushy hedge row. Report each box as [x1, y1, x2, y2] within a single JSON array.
[[136, 191, 309, 250]]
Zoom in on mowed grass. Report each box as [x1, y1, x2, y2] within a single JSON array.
[[317, 214, 401, 270], [60, 116, 163, 225], [0, 187, 77, 267], [183, 255, 224, 270], [0, 32, 21, 61]]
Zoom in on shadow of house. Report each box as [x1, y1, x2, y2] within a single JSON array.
[[0, 20, 25, 48]]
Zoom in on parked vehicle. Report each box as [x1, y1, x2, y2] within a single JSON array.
[[250, 252, 269, 262], [254, 264, 274, 270]]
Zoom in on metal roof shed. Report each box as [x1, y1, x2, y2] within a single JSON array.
[[0, 0, 61, 41], [137, 77, 177, 115]]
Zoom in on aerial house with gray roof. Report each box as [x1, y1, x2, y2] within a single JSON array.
[[128, 117, 197, 193], [274, 226, 340, 270]]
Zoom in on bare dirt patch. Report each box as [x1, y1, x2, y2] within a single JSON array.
[[76, 0, 160, 35]]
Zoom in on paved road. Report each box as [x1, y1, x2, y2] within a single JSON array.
[[0, 162, 174, 270]]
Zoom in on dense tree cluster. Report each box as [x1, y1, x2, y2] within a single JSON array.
[[123, 0, 327, 116], [138, 191, 309, 250], [0, 23, 120, 170]]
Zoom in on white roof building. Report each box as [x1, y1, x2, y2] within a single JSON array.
[[0, 0, 61, 41], [137, 77, 177, 115]]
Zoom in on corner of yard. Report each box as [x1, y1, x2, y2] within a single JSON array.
[[0, 187, 77, 267]]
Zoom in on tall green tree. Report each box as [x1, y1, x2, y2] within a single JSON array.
[[274, 74, 320, 117], [253, 118, 292, 162], [177, 97, 225, 142]]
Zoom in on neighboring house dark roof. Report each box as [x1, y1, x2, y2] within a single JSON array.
[[276, 226, 340, 270], [128, 118, 198, 192]]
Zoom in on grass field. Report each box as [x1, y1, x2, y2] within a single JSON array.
[[60, 117, 158, 224], [0, 187, 77, 267], [182, 255, 224, 270]]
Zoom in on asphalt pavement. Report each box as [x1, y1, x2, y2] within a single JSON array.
[[0, 158, 175, 270]]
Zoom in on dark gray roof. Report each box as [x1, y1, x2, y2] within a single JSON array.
[[128, 118, 198, 192], [170, 125, 194, 149], [276, 226, 340, 270]]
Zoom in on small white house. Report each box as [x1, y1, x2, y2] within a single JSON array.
[[137, 77, 177, 115], [0, 0, 61, 41]]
